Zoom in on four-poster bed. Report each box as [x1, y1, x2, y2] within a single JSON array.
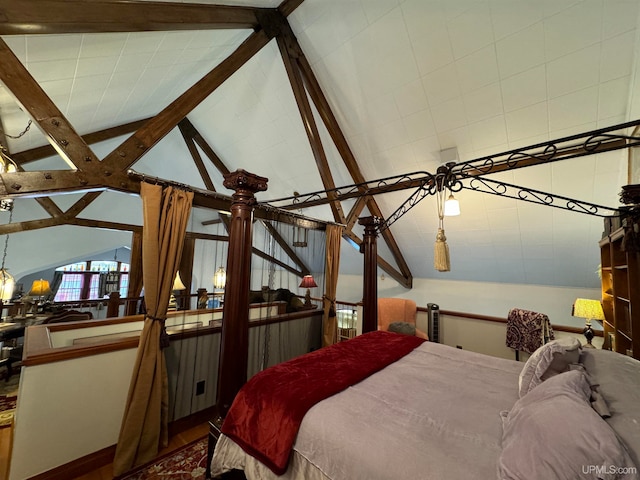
[[206, 121, 640, 479], [207, 215, 640, 480]]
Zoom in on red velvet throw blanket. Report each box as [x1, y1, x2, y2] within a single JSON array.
[[221, 330, 426, 474]]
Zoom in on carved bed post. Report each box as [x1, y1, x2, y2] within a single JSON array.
[[214, 169, 268, 422], [359, 216, 380, 333]]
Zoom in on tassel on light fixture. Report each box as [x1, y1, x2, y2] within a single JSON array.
[[434, 165, 452, 272]]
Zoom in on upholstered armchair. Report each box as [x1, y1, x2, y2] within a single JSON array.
[[378, 298, 429, 340]]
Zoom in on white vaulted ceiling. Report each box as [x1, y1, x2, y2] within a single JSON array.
[[1, 0, 639, 288]]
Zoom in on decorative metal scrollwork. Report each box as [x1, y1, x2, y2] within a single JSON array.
[[465, 177, 617, 217], [263, 119, 640, 228]]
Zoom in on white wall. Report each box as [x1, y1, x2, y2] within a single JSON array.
[[337, 274, 602, 329], [10, 349, 136, 480]]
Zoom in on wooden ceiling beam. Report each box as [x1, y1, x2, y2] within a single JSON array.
[[178, 120, 216, 191], [12, 118, 151, 165], [34, 197, 64, 218], [278, 0, 305, 18], [108, 29, 272, 173], [346, 196, 367, 231], [344, 230, 411, 288], [252, 245, 304, 277], [0, 0, 266, 35], [0, 216, 63, 235], [64, 191, 103, 218], [275, 25, 346, 224], [67, 217, 142, 233], [280, 22, 413, 287], [262, 220, 311, 275], [179, 118, 231, 176], [0, 38, 101, 171]]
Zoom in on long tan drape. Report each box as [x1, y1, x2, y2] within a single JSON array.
[[113, 182, 193, 476], [322, 224, 343, 347]]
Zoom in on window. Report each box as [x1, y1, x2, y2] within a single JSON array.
[[54, 273, 85, 302], [53, 260, 131, 301]]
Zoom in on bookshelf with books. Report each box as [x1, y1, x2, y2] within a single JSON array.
[[599, 223, 640, 359]]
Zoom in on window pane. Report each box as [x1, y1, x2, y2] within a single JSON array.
[[54, 274, 84, 302], [88, 274, 100, 299], [119, 273, 129, 298]]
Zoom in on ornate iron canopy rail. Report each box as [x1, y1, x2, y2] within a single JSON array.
[[462, 176, 621, 218], [265, 119, 639, 231], [453, 119, 640, 177]]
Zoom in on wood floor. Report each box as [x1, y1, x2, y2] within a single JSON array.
[[0, 421, 209, 480]]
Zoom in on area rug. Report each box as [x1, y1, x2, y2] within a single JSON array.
[[0, 395, 17, 428], [121, 436, 208, 479]]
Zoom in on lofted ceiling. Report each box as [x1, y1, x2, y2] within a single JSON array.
[[0, 0, 639, 290]]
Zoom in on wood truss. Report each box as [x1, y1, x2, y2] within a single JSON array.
[[0, 0, 417, 287]]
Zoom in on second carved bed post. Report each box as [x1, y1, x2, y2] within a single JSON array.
[[360, 216, 381, 334], [214, 169, 268, 423]]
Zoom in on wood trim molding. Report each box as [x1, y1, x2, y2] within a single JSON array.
[[426, 308, 604, 337]]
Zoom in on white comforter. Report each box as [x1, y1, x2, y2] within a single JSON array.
[[212, 341, 522, 480]]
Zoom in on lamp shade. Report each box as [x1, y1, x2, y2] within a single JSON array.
[[0, 269, 14, 301], [172, 272, 186, 291], [572, 298, 605, 320], [213, 266, 226, 289], [29, 279, 51, 297], [299, 275, 317, 289], [444, 194, 460, 216]]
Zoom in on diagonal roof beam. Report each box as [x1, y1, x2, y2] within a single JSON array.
[[278, 18, 413, 288], [107, 29, 273, 173], [274, 21, 346, 224], [278, 0, 305, 18], [0, 0, 266, 35], [0, 27, 273, 198], [0, 37, 101, 170], [261, 220, 311, 276], [12, 118, 151, 165], [178, 120, 216, 191]]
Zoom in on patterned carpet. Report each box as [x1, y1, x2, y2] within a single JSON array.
[[121, 437, 208, 479], [0, 373, 19, 428], [0, 394, 17, 428]]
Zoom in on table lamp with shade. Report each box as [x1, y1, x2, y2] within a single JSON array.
[[28, 279, 51, 311], [572, 298, 605, 347], [169, 271, 186, 310], [299, 274, 317, 308]]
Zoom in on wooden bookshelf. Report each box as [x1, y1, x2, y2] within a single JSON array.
[[599, 224, 640, 359]]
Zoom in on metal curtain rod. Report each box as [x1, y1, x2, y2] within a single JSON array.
[[126, 169, 338, 230]]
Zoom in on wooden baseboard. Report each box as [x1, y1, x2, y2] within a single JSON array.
[[27, 445, 116, 480], [27, 407, 216, 480]]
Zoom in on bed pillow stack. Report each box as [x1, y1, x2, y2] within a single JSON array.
[[499, 369, 637, 480], [517, 337, 581, 397]]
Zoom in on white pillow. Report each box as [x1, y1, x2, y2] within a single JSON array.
[[518, 337, 581, 397], [500, 370, 637, 480]]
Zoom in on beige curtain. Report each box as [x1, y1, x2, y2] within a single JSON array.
[[113, 182, 194, 476], [322, 224, 343, 347]]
